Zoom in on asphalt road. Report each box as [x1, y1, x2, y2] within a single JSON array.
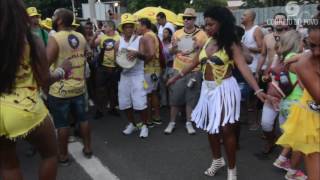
[[13, 107, 288, 180]]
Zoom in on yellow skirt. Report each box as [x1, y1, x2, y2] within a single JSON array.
[[276, 91, 320, 155], [0, 94, 48, 140]]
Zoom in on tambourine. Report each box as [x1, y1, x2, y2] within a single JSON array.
[[177, 35, 195, 53], [116, 48, 137, 69]]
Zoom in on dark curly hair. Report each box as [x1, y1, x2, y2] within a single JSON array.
[[204, 6, 240, 59]]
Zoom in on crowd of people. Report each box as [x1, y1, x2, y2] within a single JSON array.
[[0, 0, 319, 180]]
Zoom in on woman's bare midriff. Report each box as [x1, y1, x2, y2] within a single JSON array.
[[203, 65, 232, 81]]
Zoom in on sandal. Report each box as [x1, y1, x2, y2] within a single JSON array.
[[82, 148, 93, 159]]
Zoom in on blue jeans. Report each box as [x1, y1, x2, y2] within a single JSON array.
[[48, 94, 87, 129]]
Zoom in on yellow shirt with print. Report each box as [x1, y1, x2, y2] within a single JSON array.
[[144, 31, 161, 74], [99, 33, 120, 68], [173, 28, 208, 72], [49, 30, 87, 98]]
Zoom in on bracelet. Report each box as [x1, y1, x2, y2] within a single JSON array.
[[254, 89, 264, 95]]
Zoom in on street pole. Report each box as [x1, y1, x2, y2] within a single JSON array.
[[88, 0, 97, 28], [71, 0, 75, 16]]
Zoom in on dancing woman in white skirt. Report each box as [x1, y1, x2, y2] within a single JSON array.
[[167, 6, 266, 180]]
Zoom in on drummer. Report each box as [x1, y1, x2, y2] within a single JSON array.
[[116, 14, 149, 138], [164, 8, 208, 135], [90, 20, 121, 117]]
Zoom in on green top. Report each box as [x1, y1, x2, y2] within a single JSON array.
[[32, 27, 49, 46], [285, 52, 303, 101]]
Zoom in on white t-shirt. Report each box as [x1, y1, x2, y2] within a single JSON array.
[[242, 25, 261, 73], [118, 35, 144, 76], [158, 22, 175, 41]]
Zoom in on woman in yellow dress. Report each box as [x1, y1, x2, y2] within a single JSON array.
[[0, 0, 70, 179], [276, 16, 320, 180]]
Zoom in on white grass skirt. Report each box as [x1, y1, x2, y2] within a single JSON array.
[[191, 77, 241, 134]]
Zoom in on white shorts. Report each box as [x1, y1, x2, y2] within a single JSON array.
[[118, 74, 147, 111], [261, 102, 279, 132], [144, 73, 160, 94]]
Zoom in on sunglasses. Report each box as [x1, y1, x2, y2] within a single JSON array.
[[183, 17, 195, 21]]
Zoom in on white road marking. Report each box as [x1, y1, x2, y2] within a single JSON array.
[[69, 142, 119, 180]]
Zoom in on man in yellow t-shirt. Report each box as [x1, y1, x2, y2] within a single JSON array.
[[46, 8, 92, 165], [90, 20, 120, 117], [164, 8, 208, 135]]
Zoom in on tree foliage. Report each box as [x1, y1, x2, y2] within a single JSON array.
[[125, 0, 227, 13], [24, 0, 87, 17]]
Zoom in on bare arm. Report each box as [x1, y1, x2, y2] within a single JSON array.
[[242, 44, 253, 64], [296, 57, 320, 104], [142, 34, 156, 63], [256, 37, 267, 74], [248, 27, 264, 53], [232, 43, 266, 102], [166, 50, 201, 86], [89, 30, 102, 48], [46, 36, 59, 66]]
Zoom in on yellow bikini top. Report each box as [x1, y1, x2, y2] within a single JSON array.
[[199, 38, 234, 84]]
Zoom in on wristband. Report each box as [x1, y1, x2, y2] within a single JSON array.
[[254, 89, 264, 96], [54, 67, 65, 80]]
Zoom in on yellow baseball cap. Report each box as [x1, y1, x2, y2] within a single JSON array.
[[40, 18, 52, 30], [118, 13, 138, 32], [26, 7, 41, 17]]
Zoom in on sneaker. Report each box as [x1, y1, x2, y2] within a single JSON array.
[[285, 170, 307, 180], [146, 122, 155, 128], [122, 123, 138, 135], [152, 117, 162, 125], [139, 125, 149, 138], [204, 157, 226, 176], [185, 121, 196, 135], [136, 122, 143, 129], [273, 158, 291, 171], [164, 122, 176, 134], [59, 158, 71, 167], [227, 167, 237, 180]]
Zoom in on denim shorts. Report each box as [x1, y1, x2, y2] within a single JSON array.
[[238, 82, 250, 101], [47, 94, 87, 129]]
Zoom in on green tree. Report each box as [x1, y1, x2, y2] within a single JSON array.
[[126, 0, 227, 13], [24, 0, 87, 17]]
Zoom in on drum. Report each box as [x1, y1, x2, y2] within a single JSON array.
[[177, 35, 195, 53], [116, 48, 137, 69]]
